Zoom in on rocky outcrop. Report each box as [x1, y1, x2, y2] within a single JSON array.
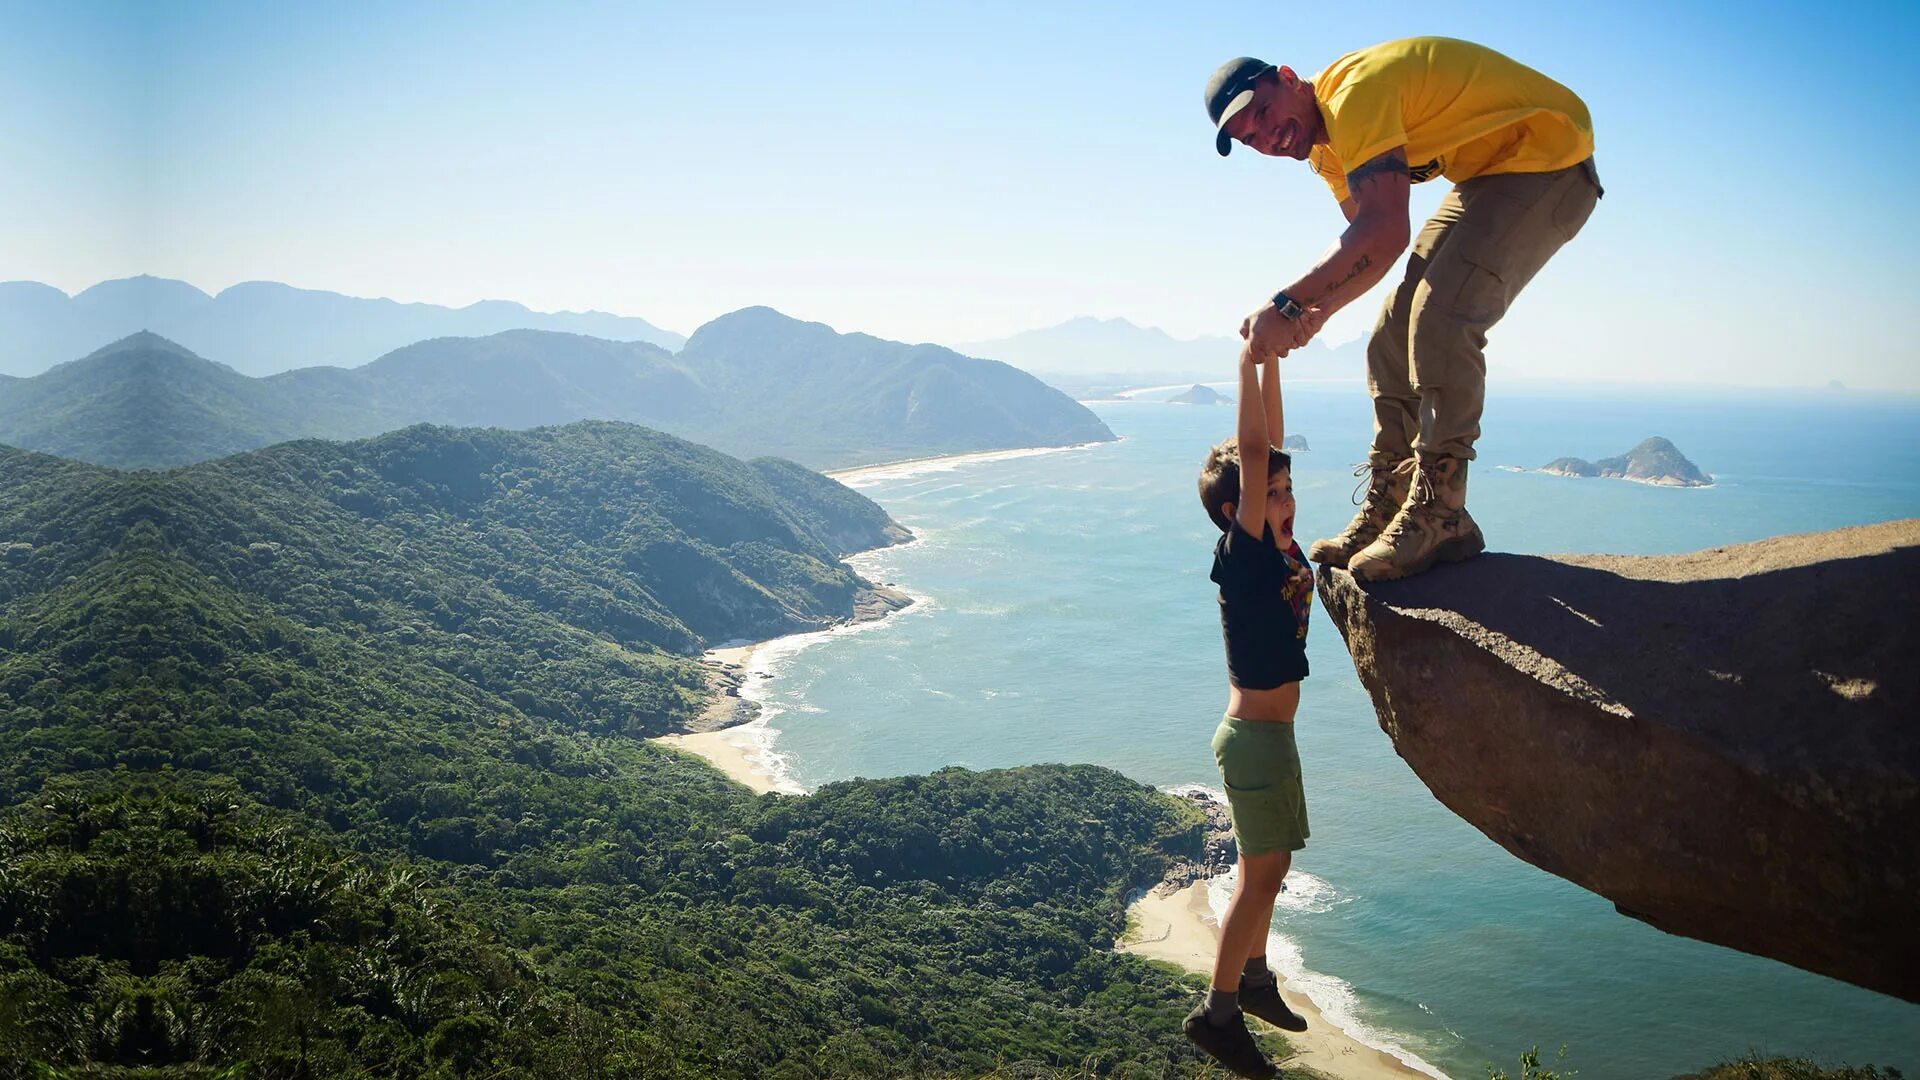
[[1282, 434, 1310, 453], [1167, 383, 1231, 405], [1541, 435, 1711, 486], [1315, 520, 1920, 1002]]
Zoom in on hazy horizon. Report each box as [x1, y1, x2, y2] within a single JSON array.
[[11, 271, 1920, 397], [4, 1, 1918, 390]]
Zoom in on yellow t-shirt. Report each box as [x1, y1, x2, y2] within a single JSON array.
[[1306, 37, 1593, 203]]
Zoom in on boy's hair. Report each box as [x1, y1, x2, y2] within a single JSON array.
[[1198, 437, 1291, 533]]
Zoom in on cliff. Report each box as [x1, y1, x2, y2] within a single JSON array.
[[1315, 520, 1920, 1002]]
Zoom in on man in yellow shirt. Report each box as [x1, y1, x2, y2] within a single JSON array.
[[1203, 37, 1602, 582]]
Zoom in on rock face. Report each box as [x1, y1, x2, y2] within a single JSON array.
[[1315, 520, 1920, 1002], [1282, 434, 1310, 453], [1541, 435, 1711, 486]]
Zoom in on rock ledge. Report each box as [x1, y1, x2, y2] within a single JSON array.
[[1316, 519, 1920, 1002]]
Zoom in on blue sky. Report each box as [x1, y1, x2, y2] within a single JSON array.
[[3, 0, 1917, 388]]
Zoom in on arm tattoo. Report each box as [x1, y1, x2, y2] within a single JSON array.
[[1307, 254, 1373, 304], [1346, 158, 1410, 190]]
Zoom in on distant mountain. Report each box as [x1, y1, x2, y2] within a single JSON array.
[[956, 315, 1363, 383], [1542, 436, 1713, 487], [0, 275, 685, 376], [0, 309, 1114, 470]]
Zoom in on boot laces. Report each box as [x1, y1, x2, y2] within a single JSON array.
[[1379, 466, 1445, 543], [1351, 461, 1407, 509]]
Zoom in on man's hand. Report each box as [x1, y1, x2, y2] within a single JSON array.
[[1240, 302, 1327, 362]]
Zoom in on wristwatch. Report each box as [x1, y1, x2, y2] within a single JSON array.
[[1271, 290, 1303, 320]]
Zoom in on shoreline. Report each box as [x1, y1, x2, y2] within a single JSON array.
[[1119, 880, 1443, 1080], [827, 440, 1108, 486], [650, 582, 914, 795]]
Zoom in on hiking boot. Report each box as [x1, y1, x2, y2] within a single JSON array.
[[1183, 1001, 1278, 1079], [1349, 454, 1486, 582], [1308, 458, 1416, 569], [1239, 977, 1308, 1032]]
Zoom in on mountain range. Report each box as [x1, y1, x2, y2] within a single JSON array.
[[957, 314, 1366, 383], [0, 308, 1114, 470], [0, 275, 686, 377]]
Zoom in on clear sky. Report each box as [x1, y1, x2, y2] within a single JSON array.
[[3, 1, 1918, 388]]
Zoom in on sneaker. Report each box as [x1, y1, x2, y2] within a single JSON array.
[[1239, 977, 1308, 1032], [1183, 1001, 1278, 1079], [1349, 454, 1485, 582], [1308, 458, 1415, 568]]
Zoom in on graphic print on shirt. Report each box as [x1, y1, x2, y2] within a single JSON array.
[[1281, 542, 1314, 642]]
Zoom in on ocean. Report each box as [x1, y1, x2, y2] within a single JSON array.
[[726, 382, 1920, 1079]]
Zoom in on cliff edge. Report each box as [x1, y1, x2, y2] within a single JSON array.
[[1315, 519, 1920, 1002]]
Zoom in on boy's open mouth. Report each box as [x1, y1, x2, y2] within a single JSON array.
[[1282, 515, 1294, 534]]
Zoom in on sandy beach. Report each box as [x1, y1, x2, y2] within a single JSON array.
[[653, 724, 790, 794], [651, 640, 792, 794], [1120, 882, 1438, 1080], [650, 579, 913, 795]]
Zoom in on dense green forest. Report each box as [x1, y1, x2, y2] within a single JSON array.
[[0, 424, 1232, 1077], [0, 311, 1115, 470]]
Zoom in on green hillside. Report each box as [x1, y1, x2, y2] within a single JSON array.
[[0, 425, 1221, 1077]]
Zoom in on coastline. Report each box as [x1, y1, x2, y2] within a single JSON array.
[[826, 440, 1108, 486], [1119, 881, 1442, 1080], [651, 583, 913, 796], [656, 439, 1447, 1078]]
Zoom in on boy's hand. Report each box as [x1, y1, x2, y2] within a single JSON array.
[[1241, 302, 1329, 361]]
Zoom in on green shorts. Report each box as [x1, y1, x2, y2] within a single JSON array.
[[1210, 714, 1309, 855]]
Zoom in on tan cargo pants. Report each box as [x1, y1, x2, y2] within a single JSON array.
[[1367, 157, 1602, 465]]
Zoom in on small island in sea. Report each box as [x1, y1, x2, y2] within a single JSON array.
[[1282, 434, 1310, 452], [1167, 383, 1231, 405], [1540, 436, 1713, 487]]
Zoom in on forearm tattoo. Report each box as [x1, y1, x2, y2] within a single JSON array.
[[1308, 254, 1373, 304]]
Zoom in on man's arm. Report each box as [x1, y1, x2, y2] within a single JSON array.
[[1233, 346, 1269, 536], [1282, 146, 1412, 314], [1244, 147, 1412, 359]]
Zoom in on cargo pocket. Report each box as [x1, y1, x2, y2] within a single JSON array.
[[1447, 253, 1510, 326]]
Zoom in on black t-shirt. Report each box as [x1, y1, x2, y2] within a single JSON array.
[[1210, 520, 1313, 689]]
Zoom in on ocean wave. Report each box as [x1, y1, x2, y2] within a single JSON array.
[[828, 442, 1105, 487]]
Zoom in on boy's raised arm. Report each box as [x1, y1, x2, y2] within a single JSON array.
[[1234, 345, 1269, 536], [1262, 348, 1284, 450]]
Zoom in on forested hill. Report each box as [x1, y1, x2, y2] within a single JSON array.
[[0, 313, 1114, 470], [0, 425, 1223, 1076]]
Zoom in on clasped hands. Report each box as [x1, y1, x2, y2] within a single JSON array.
[[1239, 299, 1327, 363]]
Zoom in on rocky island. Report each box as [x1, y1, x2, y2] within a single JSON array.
[[1166, 383, 1231, 405], [1541, 435, 1712, 486], [1283, 434, 1310, 452]]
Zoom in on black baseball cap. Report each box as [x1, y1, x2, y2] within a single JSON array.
[[1205, 56, 1274, 157]]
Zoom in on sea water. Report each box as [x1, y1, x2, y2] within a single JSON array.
[[745, 383, 1920, 1079]]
